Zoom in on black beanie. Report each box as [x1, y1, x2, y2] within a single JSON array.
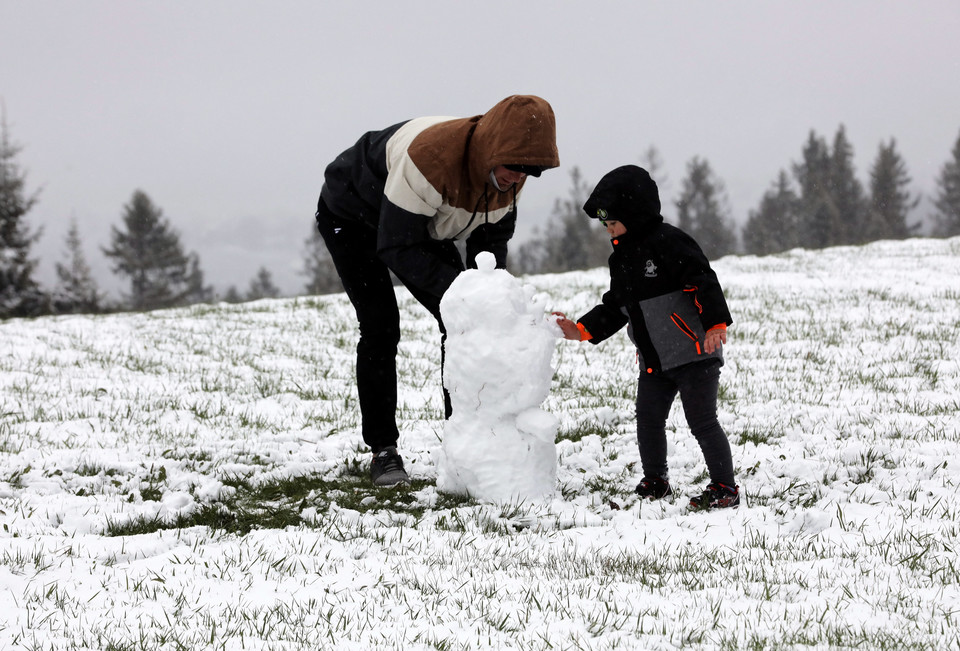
[[583, 165, 662, 230]]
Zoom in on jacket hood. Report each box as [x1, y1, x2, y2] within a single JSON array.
[[407, 95, 559, 212], [583, 165, 663, 233], [471, 94, 560, 177]]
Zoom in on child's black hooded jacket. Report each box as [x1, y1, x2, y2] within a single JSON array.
[[576, 165, 733, 374]]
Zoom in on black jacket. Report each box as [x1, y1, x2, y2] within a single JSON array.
[[577, 164, 732, 374], [318, 96, 560, 300], [578, 224, 732, 374]]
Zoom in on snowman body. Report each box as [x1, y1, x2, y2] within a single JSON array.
[[437, 252, 558, 502]]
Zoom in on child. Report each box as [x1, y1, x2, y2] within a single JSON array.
[[555, 165, 739, 510]]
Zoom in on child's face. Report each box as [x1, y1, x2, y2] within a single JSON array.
[[602, 219, 627, 238]]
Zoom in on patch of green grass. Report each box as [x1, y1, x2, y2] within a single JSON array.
[[104, 458, 475, 537], [73, 462, 121, 478], [0, 430, 24, 454], [161, 447, 212, 464], [583, 478, 625, 506], [5, 463, 31, 489], [557, 421, 618, 443], [139, 464, 167, 502], [737, 427, 778, 446]]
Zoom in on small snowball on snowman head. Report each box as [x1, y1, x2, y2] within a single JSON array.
[[474, 251, 497, 272], [437, 251, 559, 503]]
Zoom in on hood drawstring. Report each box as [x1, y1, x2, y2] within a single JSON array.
[[452, 184, 488, 240], [452, 180, 518, 240]]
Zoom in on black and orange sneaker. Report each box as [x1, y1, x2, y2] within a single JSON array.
[[635, 476, 672, 500], [689, 482, 740, 510]]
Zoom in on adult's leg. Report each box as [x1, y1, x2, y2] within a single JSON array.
[[394, 241, 464, 420], [315, 201, 401, 452], [671, 360, 735, 486], [635, 371, 680, 480]]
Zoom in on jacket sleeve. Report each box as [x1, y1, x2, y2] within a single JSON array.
[[671, 231, 733, 329], [465, 209, 517, 268], [577, 289, 629, 345], [376, 200, 462, 300]]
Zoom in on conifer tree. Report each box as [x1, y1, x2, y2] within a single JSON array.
[[742, 170, 802, 255], [865, 139, 919, 241], [931, 130, 960, 237], [793, 131, 833, 249], [222, 286, 243, 303], [0, 114, 46, 318], [247, 266, 280, 300], [509, 229, 545, 276], [102, 190, 206, 311], [182, 253, 214, 305], [54, 218, 104, 313], [511, 167, 607, 274], [675, 157, 737, 259], [301, 228, 342, 295], [828, 126, 867, 245], [640, 145, 670, 204]]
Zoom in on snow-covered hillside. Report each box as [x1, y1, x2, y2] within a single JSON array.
[[1, 237, 958, 650]]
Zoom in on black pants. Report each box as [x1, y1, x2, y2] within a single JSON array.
[[635, 359, 735, 487], [314, 199, 457, 453]]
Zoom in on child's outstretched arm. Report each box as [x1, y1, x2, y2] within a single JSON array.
[[554, 293, 625, 344]]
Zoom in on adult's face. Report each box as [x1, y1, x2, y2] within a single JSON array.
[[492, 165, 526, 189]]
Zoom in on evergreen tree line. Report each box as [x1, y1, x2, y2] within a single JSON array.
[[513, 126, 960, 274], [0, 114, 342, 318], [2, 116, 960, 320]]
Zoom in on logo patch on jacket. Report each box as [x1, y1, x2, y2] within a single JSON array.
[[645, 260, 658, 277]]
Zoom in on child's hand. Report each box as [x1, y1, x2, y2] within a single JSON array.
[[552, 312, 583, 341], [704, 328, 727, 354]]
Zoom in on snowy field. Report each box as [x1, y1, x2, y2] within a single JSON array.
[[1, 237, 959, 650]]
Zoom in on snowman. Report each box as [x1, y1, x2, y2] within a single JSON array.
[[436, 251, 560, 502]]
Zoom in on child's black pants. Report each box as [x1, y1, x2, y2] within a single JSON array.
[[635, 359, 735, 487]]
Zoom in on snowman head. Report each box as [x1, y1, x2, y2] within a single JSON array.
[[441, 252, 529, 335], [474, 251, 497, 272]]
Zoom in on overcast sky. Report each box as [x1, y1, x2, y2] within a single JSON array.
[[3, 1, 959, 297]]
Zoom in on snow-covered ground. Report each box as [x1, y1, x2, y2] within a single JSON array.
[[1, 237, 958, 650]]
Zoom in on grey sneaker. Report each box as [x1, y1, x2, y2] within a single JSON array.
[[371, 447, 409, 487]]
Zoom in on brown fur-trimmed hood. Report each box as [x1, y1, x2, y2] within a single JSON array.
[[407, 95, 559, 213]]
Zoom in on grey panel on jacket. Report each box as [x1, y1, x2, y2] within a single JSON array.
[[639, 290, 723, 371]]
